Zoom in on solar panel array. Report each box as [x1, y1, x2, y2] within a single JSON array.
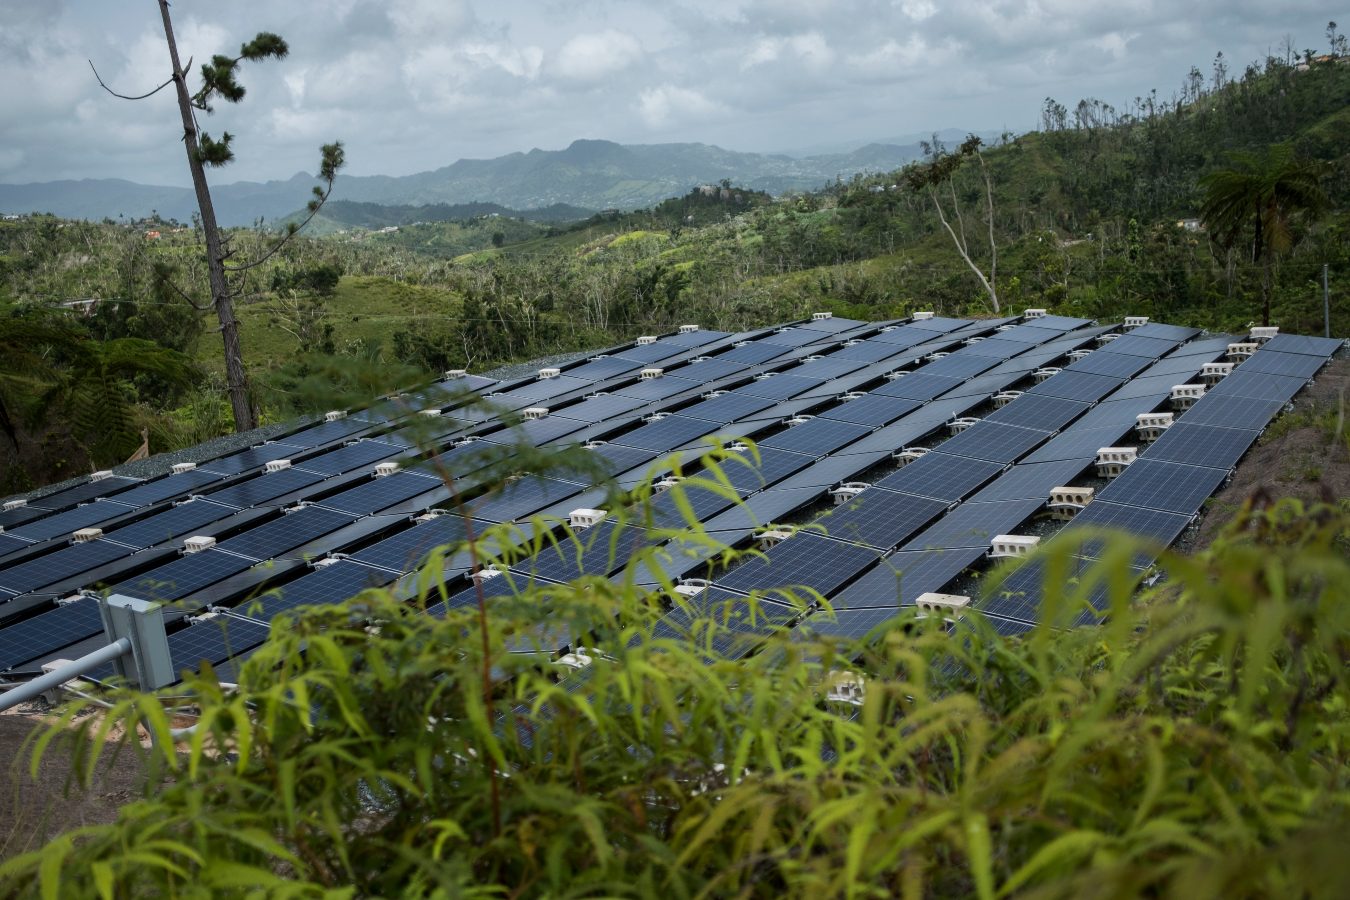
[[0, 316, 1339, 682]]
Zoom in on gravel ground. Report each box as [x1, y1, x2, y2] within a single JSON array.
[[4, 348, 602, 507]]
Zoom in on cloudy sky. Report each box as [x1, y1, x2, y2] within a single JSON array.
[[0, 0, 1340, 185]]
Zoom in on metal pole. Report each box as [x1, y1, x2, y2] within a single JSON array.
[[0, 638, 132, 712], [1325, 264, 1331, 339]]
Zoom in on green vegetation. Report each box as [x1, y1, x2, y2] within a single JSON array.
[[1, 420, 1346, 895]]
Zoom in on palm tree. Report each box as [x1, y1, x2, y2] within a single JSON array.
[[1199, 144, 1327, 326]]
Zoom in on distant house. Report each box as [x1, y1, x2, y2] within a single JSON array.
[[1177, 218, 1204, 233], [1, 214, 19, 221], [144, 230, 162, 240]]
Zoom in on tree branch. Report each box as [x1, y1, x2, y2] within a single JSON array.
[[88, 59, 179, 101], [225, 182, 332, 272]]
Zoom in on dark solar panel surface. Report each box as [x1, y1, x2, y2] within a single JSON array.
[[791, 357, 873, 379], [1095, 333, 1176, 358], [1206, 371, 1307, 403], [666, 358, 748, 382], [1259, 334, 1343, 357], [578, 443, 661, 478], [829, 340, 908, 363], [168, 617, 273, 676], [1063, 501, 1195, 567], [205, 469, 327, 510], [611, 415, 721, 451], [762, 327, 827, 347], [314, 472, 439, 516], [720, 448, 815, 493], [1066, 351, 1153, 379], [105, 500, 235, 549], [1181, 394, 1287, 429], [216, 507, 357, 561], [716, 533, 880, 596], [1129, 323, 1201, 342], [968, 458, 1091, 502], [769, 453, 878, 491], [1143, 423, 1260, 470], [714, 342, 793, 365], [515, 522, 654, 582], [816, 489, 950, 550], [733, 374, 828, 400], [613, 342, 686, 364], [905, 497, 1044, 551], [1095, 459, 1229, 514], [0, 540, 133, 594], [243, 562, 397, 620], [0, 600, 105, 672], [350, 515, 478, 573], [700, 487, 820, 535], [936, 421, 1050, 464], [1021, 425, 1133, 464], [873, 452, 1005, 501], [563, 356, 643, 380], [8, 501, 136, 542], [552, 393, 648, 423], [678, 392, 776, 424], [662, 329, 730, 347], [921, 354, 1000, 379], [280, 418, 370, 448], [984, 395, 1090, 432], [873, 373, 965, 401], [819, 394, 922, 427], [613, 376, 700, 402], [1026, 370, 1123, 403], [650, 590, 798, 660], [758, 419, 871, 456], [20, 476, 140, 509], [100, 469, 224, 508], [907, 316, 970, 332], [294, 440, 402, 476], [470, 476, 587, 523], [113, 549, 256, 604], [1237, 351, 1326, 379], [830, 546, 988, 609], [646, 482, 740, 529]]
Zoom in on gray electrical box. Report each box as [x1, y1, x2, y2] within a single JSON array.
[[98, 593, 175, 690]]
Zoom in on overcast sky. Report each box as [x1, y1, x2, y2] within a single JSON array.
[[0, 1, 1341, 186]]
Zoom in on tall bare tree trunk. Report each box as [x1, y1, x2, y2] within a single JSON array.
[[158, 0, 257, 431]]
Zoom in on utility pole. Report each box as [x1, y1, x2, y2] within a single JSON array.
[[1325, 263, 1331, 339]]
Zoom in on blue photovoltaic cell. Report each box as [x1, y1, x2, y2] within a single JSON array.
[[1021, 425, 1132, 464], [700, 487, 820, 536], [1058, 398, 1145, 432], [791, 357, 873, 379], [907, 316, 970, 333], [968, 458, 1091, 502], [1066, 351, 1153, 379], [0, 507, 50, 530], [1026, 370, 1123, 403], [1062, 500, 1194, 567], [769, 453, 879, 491], [613, 342, 687, 364], [714, 342, 794, 365], [960, 337, 1033, 359], [665, 358, 748, 382], [7, 501, 137, 542], [610, 415, 721, 452], [216, 507, 358, 561], [0, 534, 30, 557], [1105, 373, 1190, 402], [645, 482, 740, 529], [984, 395, 1090, 432], [1206, 371, 1307, 403], [97, 469, 224, 509], [101, 500, 234, 550], [572, 443, 661, 479], [719, 448, 814, 493], [1095, 458, 1229, 514], [470, 476, 587, 523], [314, 471, 441, 516], [662, 329, 730, 347], [1179, 393, 1287, 429], [1138, 354, 1216, 378], [613, 376, 701, 402], [551, 393, 648, 423], [280, 417, 371, 448], [242, 561, 398, 620], [716, 533, 880, 596], [820, 395, 922, 427], [904, 497, 1044, 551], [1237, 351, 1326, 379], [935, 421, 1049, 464], [1026, 315, 1093, 332], [167, 616, 273, 676], [918, 353, 999, 379], [1259, 334, 1343, 357], [800, 316, 865, 333], [816, 488, 950, 550], [294, 440, 403, 476], [491, 375, 592, 402], [1098, 333, 1177, 358], [350, 515, 479, 573], [873, 452, 1005, 501], [873, 373, 965, 401], [646, 589, 798, 661], [733, 374, 829, 400], [828, 340, 908, 363], [760, 327, 827, 347], [112, 549, 256, 604], [795, 606, 907, 640], [979, 555, 1143, 625], [563, 356, 644, 380], [869, 328, 931, 348], [759, 419, 871, 456], [0, 599, 105, 671], [498, 416, 589, 447], [1129, 323, 1201, 342], [830, 546, 989, 609], [1163, 336, 1235, 357], [16, 476, 139, 510], [0, 540, 134, 594], [939, 372, 1020, 400], [1143, 422, 1260, 471], [203, 469, 327, 510], [678, 392, 776, 423], [515, 521, 655, 582]]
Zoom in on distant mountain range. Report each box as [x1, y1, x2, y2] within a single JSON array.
[[0, 138, 934, 227]]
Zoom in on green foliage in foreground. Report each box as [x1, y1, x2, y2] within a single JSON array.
[[3, 488, 1347, 897]]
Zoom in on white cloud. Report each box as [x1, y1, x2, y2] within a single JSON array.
[[899, 0, 937, 22], [741, 31, 833, 71], [638, 85, 728, 128], [555, 30, 643, 82]]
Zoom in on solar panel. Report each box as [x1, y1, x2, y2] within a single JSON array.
[[100, 469, 224, 509], [293, 440, 403, 476], [216, 507, 358, 561], [167, 616, 273, 677], [907, 316, 970, 333], [979, 555, 1141, 625], [795, 605, 910, 639], [279, 417, 370, 448], [830, 546, 988, 609], [818, 394, 921, 427], [769, 453, 881, 491], [1064, 500, 1194, 567], [491, 374, 592, 402], [1066, 351, 1153, 379], [644, 481, 740, 529], [873, 452, 1005, 501], [1095, 458, 1229, 514], [904, 497, 1044, 551], [0, 506, 53, 530], [717, 447, 814, 493], [1098, 333, 1176, 358], [967, 458, 1091, 502], [1027, 315, 1094, 331], [1259, 334, 1343, 357], [204, 468, 327, 510], [574, 443, 661, 479], [1237, 351, 1326, 379], [103, 500, 236, 550], [0, 540, 134, 594], [759, 419, 872, 457], [499, 415, 590, 447], [958, 337, 1033, 359], [1165, 335, 1235, 357], [113, 549, 256, 604], [826, 340, 908, 363], [1026, 370, 1123, 403], [665, 358, 749, 382], [0, 534, 30, 557], [551, 393, 649, 424], [714, 342, 794, 365], [935, 421, 1050, 464], [15, 475, 140, 510], [649, 589, 798, 660], [869, 328, 931, 348], [1106, 373, 1192, 402], [470, 476, 587, 523], [562, 356, 644, 380], [612, 375, 700, 402], [936, 372, 1020, 400], [733, 374, 830, 400], [790, 356, 873, 379], [984, 395, 1090, 432], [7, 500, 136, 542], [700, 486, 821, 537], [514, 521, 655, 582], [0, 599, 105, 672], [1180, 393, 1287, 429], [242, 561, 398, 620], [815, 488, 950, 550], [350, 515, 478, 573], [1206, 371, 1308, 403], [873, 373, 965, 402], [1139, 354, 1219, 378], [611, 415, 722, 452], [613, 341, 687, 364], [1021, 424, 1134, 464], [661, 328, 731, 347], [1129, 323, 1201, 342], [1143, 422, 1261, 470], [678, 392, 776, 424], [314, 471, 441, 516], [715, 532, 880, 596]]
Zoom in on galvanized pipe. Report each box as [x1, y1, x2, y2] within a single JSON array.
[[0, 638, 131, 712]]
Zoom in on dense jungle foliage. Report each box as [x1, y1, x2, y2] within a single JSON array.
[[0, 423, 1346, 897], [1, 49, 1347, 491]]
